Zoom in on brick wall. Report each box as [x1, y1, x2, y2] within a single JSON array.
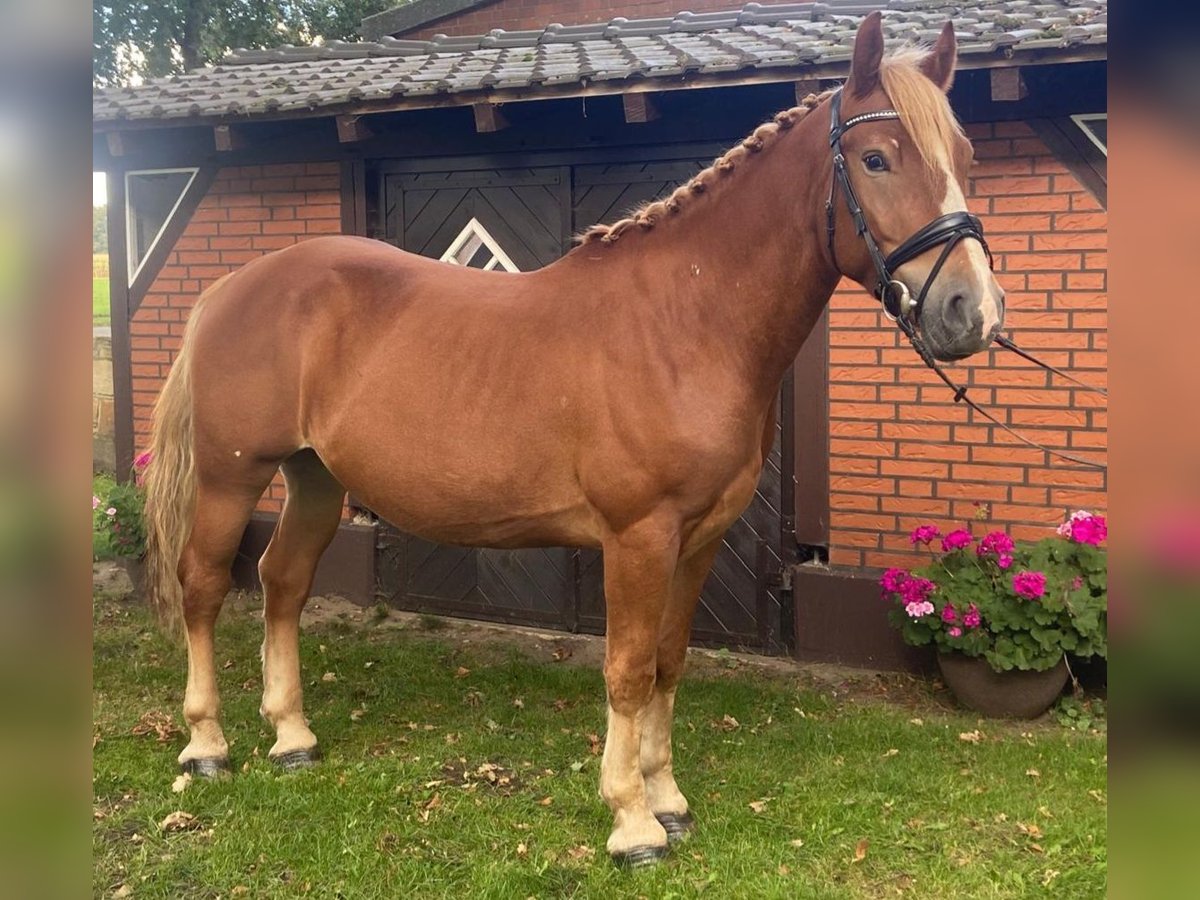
[[129, 163, 341, 513], [825, 121, 1107, 569], [403, 0, 766, 39]]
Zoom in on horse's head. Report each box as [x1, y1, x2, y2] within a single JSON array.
[[829, 13, 1004, 361]]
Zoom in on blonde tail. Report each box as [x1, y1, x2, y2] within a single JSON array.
[[142, 290, 213, 638]]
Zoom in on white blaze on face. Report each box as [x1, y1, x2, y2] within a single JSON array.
[[939, 165, 1001, 341]]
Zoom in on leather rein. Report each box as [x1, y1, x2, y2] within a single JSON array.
[[824, 88, 1107, 470]]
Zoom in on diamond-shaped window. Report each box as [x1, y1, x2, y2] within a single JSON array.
[[439, 218, 520, 272]]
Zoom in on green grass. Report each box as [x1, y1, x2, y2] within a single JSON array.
[[93, 590, 1107, 899], [94, 277, 110, 326]]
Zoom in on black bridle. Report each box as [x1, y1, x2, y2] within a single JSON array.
[[824, 88, 1106, 470]]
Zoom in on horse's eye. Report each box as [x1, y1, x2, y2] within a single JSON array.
[[863, 152, 889, 173]]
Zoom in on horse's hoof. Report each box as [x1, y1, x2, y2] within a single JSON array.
[[269, 747, 321, 771], [611, 844, 670, 869], [655, 811, 695, 843], [180, 757, 230, 778]]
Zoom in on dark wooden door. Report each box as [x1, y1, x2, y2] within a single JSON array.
[[371, 158, 784, 651]]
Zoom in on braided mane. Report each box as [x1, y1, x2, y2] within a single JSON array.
[[575, 89, 833, 246]]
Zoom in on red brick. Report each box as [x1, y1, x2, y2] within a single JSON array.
[[880, 422, 950, 442], [1033, 232, 1107, 251], [830, 493, 880, 512], [830, 402, 896, 419], [881, 497, 950, 517], [831, 476, 896, 494], [830, 456, 879, 475], [992, 194, 1071, 213], [1026, 468, 1106, 488], [830, 548, 863, 567], [935, 481, 1010, 501], [834, 531, 884, 549], [304, 220, 342, 234], [831, 512, 897, 531], [897, 479, 934, 498], [830, 384, 878, 401], [880, 459, 950, 479], [830, 439, 895, 458], [829, 420, 879, 438], [1011, 486, 1049, 505]]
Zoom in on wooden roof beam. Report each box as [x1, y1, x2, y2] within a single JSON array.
[[990, 67, 1029, 102], [213, 123, 247, 152], [473, 103, 508, 133], [622, 92, 660, 124], [336, 114, 375, 143]]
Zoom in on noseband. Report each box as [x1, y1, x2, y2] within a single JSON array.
[[823, 88, 1106, 470]]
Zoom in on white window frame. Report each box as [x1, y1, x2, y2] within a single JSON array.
[[125, 167, 199, 286], [439, 217, 520, 272], [1070, 113, 1107, 158]]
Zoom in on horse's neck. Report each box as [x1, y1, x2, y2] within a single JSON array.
[[615, 114, 841, 398]]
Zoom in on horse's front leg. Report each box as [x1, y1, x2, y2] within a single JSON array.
[[599, 516, 680, 867], [640, 536, 722, 842]]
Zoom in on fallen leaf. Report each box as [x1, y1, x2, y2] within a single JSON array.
[[553, 699, 568, 711], [853, 838, 869, 863], [222, 659, 235, 670], [423, 794, 442, 811], [1029, 843, 1045, 854], [748, 798, 773, 813], [131, 710, 182, 743], [789, 838, 805, 848], [159, 810, 198, 833], [350, 706, 366, 722], [113, 886, 132, 898], [567, 844, 595, 861], [537, 796, 554, 807], [551, 645, 573, 662], [512, 698, 525, 709], [364, 661, 375, 669], [1089, 789, 1106, 804], [909, 718, 924, 726], [586, 733, 602, 755], [321, 672, 337, 683], [1026, 768, 1041, 778], [1042, 869, 1061, 887], [455, 666, 471, 678], [778, 864, 791, 875], [958, 730, 983, 744], [1017, 822, 1044, 839], [171, 772, 192, 794], [516, 842, 528, 858], [231, 887, 249, 896], [1038, 806, 1055, 819], [720, 714, 740, 731], [882, 748, 899, 758]]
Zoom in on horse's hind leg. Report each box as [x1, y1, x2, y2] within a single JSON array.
[[640, 537, 721, 842], [178, 474, 275, 775], [599, 516, 679, 866], [258, 450, 346, 769]]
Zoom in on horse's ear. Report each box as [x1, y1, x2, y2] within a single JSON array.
[[920, 22, 957, 92], [846, 11, 885, 99]]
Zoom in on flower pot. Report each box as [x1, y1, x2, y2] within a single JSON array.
[[937, 652, 1068, 719]]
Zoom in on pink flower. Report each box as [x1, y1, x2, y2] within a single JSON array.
[[941, 529, 973, 552], [977, 531, 1015, 559], [1012, 570, 1047, 600], [910, 524, 941, 546], [1071, 575, 1084, 591], [105, 507, 117, 517], [879, 568, 907, 595], [963, 604, 981, 629], [1071, 514, 1107, 546], [134, 450, 153, 469], [997, 553, 1014, 570], [92, 495, 101, 510], [947, 626, 963, 638], [904, 600, 935, 618], [941, 604, 958, 623], [900, 577, 936, 605]]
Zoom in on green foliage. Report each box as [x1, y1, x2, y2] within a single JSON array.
[[884, 529, 1107, 674], [93, 474, 146, 559], [93, 204, 108, 253], [94, 278, 110, 325], [94, 1, 400, 86], [1054, 695, 1106, 733]]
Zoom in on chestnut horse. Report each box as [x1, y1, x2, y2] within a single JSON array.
[[143, 13, 1003, 865]]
